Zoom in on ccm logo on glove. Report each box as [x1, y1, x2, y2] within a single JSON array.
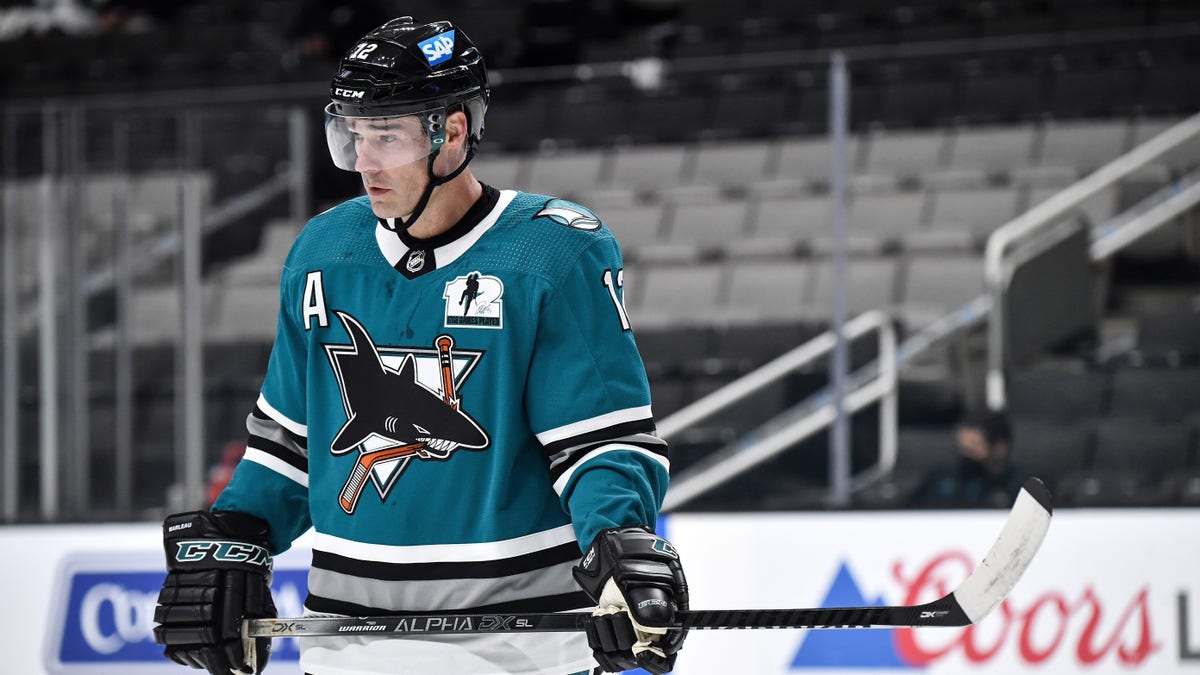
[[173, 541, 271, 565]]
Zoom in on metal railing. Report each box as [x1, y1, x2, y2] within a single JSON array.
[[0, 103, 310, 522], [661, 310, 897, 511], [984, 112, 1200, 409], [660, 115, 1200, 512]]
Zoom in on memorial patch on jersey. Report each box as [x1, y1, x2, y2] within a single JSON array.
[[443, 271, 504, 329], [534, 198, 601, 231], [324, 312, 489, 513]]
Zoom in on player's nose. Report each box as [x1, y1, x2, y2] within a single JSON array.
[[355, 149, 383, 173]]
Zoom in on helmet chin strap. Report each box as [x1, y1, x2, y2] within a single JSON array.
[[382, 143, 477, 235]]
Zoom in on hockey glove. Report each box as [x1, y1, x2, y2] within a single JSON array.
[[154, 510, 276, 675], [572, 526, 689, 674]]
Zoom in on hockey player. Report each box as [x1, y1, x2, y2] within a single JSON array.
[[152, 16, 688, 675]]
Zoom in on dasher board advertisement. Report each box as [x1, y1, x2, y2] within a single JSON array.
[[668, 509, 1200, 675], [1, 509, 1197, 674]]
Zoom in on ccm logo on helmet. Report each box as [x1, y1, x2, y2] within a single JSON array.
[[419, 30, 456, 67], [335, 88, 365, 100]]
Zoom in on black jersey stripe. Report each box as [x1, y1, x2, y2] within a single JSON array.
[[246, 434, 309, 473], [252, 404, 308, 449], [312, 541, 581, 581], [548, 441, 669, 483], [540, 418, 658, 457], [304, 590, 594, 617]]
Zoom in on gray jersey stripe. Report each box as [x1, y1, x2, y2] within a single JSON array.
[[546, 432, 665, 472], [246, 410, 308, 459], [307, 558, 583, 612]]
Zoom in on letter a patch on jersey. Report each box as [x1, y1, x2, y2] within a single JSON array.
[[325, 312, 489, 512]]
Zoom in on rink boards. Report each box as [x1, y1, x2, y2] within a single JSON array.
[[1, 508, 1197, 675]]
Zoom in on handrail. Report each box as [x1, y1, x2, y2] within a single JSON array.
[[984, 111, 1200, 409], [660, 310, 896, 511], [1090, 167, 1200, 261], [14, 170, 292, 335]]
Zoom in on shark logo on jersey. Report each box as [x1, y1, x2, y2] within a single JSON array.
[[443, 271, 504, 329], [535, 198, 601, 231], [325, 312, 489, 510]]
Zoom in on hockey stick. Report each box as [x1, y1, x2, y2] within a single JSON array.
[[337, 336, 461, 514], [249, 477, 1052, 637], [337, 442, 426, 514]]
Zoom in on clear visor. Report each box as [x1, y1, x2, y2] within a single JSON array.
[[324, 106, 442, 172]]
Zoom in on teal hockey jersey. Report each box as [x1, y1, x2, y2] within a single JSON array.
[[214, 186, 670, 675]]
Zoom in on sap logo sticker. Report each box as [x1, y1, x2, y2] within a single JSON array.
[[534, 198, 601, 231], [419, 31, 456, 67]]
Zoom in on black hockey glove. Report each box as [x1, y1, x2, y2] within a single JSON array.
[[572, 526, 689, 674], [154, 510, 277, 675]]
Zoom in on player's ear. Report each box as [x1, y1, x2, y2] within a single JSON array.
[[445, 110, 470, 149]]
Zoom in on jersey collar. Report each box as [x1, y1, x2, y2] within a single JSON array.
[[375, 185, 515, 278]]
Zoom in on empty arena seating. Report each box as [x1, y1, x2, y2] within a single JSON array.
[[5, 0, 1198, 519]]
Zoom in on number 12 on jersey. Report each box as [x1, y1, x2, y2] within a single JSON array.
[[601, 268, 631, 331]]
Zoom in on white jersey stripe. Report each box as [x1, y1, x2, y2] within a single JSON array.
[[313, 523, 577, 564], [243, 447, 309, 487], [552, 444, 671, 495], [535, 405, 654, 446], [257, 392, 308, 437]]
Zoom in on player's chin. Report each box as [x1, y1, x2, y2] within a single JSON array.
[[365, 192, 402, 218]]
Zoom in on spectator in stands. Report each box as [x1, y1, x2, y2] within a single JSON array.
[[910, 409, 1026, 508]]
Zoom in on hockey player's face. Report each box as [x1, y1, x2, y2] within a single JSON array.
[[353, 113, 471, 219], [345, 117, 433, 217], [358, 155, 429, 218]]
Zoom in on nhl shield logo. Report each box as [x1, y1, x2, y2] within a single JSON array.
[[406, 249, 428, 274], [443, 272, 504, 329]]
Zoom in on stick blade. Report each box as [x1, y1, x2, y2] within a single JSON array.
[[951, 476, 1053, 624]]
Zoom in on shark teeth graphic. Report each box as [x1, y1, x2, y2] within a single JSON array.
[[416, 436, 460, 459]]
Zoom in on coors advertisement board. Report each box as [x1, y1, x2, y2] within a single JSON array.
[[668, 509, 1200, 674], [1, 511, 1198, 674]]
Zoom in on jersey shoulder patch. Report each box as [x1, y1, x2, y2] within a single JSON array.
[[476, 192, 620, 287], [533, 197, 601, 231]]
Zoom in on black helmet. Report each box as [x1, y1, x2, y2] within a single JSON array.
[[326, 17, 490, 171]]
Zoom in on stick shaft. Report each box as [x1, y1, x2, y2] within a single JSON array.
[[247, 597, 970, 638]]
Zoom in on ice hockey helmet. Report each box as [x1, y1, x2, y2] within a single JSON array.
[[327, 17, 489, 149]]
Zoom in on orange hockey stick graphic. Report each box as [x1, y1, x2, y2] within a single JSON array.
[[337, 335, 460, 514]]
